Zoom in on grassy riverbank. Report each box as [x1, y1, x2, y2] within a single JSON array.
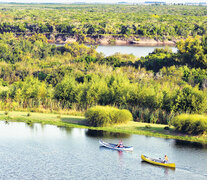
[[0, 111, 206, 144]]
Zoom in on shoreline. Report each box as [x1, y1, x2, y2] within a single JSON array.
[[53, 42, 176, 47], [49, 35, 177, 46], [0, 111, 206, 145]]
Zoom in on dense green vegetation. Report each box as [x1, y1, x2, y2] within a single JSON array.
[[172, 114, 207, 135], [0, 32, 206, 127], [85, 106, 132, 127], [0, 4, 206, 139], [0, 4, 207, 41]]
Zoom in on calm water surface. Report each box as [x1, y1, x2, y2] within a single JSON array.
[[0, 121, 206, 180], [96, 45, 177, 57], [55, 44, 177, 57]]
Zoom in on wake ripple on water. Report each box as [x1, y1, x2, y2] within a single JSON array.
[[0, 122, 206, 180], [176, 166, 207, 180]]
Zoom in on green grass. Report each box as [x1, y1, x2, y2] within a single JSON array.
[[100, 121, 207, 144], [0, 111, 206, 144], [0, 111, 87, 128]]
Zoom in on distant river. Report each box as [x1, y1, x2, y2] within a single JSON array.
[[55, 44, 177, 57], [0, 121, 206, 180], [96, 45, 178, 57]]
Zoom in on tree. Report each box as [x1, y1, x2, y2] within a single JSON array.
[[177, 36, 207, 68]]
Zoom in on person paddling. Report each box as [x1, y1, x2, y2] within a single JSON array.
[[116, 140, 123, 148], [163, 155, 169, 163]]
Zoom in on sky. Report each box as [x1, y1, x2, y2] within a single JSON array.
[[0, 0, 207, 4]]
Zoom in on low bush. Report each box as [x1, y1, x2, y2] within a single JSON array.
[[26, 120, 32, 125], [85, 106, 132, 127], [172, 114, 207, 135], [164, 126, 170, 130], [114, 109, 133, 124], [57, 115, 61, 119]]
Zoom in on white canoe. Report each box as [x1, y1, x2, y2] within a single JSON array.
[[99, 139, 133, 151]]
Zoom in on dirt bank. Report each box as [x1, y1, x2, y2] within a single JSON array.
[[50, 35, 177, 46]]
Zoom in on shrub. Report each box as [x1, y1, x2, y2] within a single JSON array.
[[26, 120, 32, 125], [172, 86, 207, 114], [114, 109, 133, 124], [57, 115, 61, 119], [99, 56, 121, 67], [142, 108, 151, 123], [130, 107, 173, 125], [85, 106, 132, 127], [164, 126, 170, 130], [172, 114, 207, 135]]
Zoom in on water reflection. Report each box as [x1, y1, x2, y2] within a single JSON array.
[[25, 122, 34, 129], [4, 120, 9, 125], [58, 126, 73, 135], [118, 150, 123, 157], [174, 140, 207, 149], [163, 166, 176, 176], [141, 161, 176, 174], [0, 121, 206, 179], [99, 146, 124, 162], [86, 129, 131, 138]]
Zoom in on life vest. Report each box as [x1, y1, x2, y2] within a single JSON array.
[[119, 142, 123, 147]]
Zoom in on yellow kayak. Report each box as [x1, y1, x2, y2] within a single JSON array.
[[141, 154, 176, 168]]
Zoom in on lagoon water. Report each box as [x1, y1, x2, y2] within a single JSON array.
[[55, 44, 177, 57], [96, 45, 177, 57], [0, 121, 206, 180]]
